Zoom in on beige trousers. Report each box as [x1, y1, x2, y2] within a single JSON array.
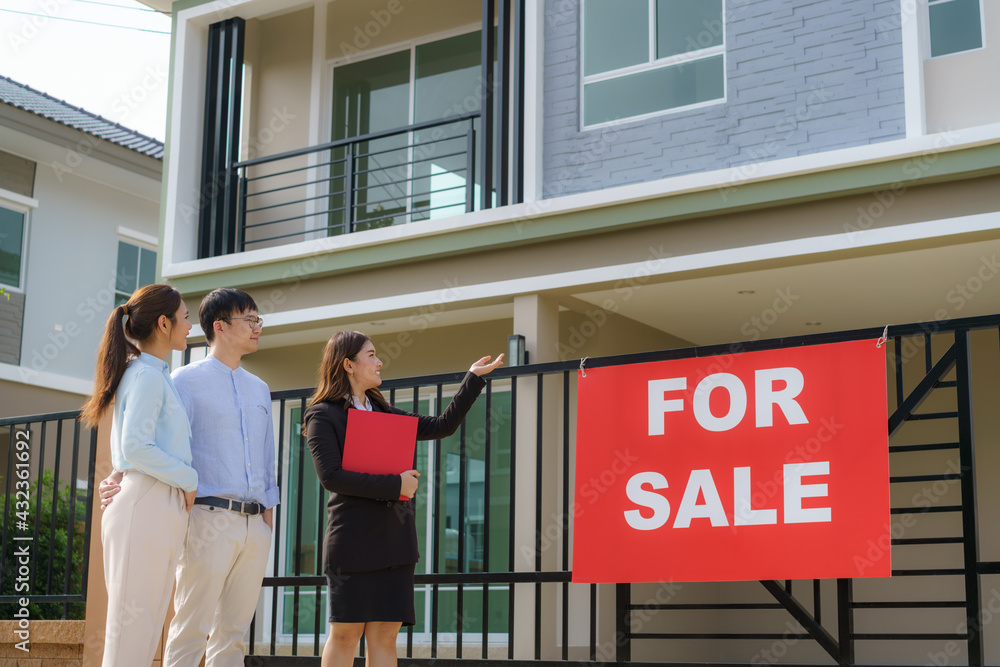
[[163, 503, 272, 667], [101, 470, 188, 667]]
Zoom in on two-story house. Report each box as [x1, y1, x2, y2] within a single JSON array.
[[136, 0, 1000, 664], [0, 76, 164, 419]]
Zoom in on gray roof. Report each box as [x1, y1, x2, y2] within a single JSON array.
[[0, 75, 164, 160]]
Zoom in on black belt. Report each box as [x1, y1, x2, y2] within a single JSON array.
[[194, 496, 264, 516]]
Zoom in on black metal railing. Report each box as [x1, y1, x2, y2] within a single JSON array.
[[234, 113, 482, 251], [0, 411, 98, 620], [2, 313, 999, 664], [247, 313, 1000, 666]]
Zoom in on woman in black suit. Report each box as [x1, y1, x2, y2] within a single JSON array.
[[303, 330, 503, 667]]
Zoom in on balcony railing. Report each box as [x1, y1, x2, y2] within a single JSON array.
[[233, 113, 483, 251]]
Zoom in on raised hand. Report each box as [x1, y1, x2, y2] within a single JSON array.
[[470, 353, 505, 377]]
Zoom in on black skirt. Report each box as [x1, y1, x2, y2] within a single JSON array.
[[327, 564, 416, 626]]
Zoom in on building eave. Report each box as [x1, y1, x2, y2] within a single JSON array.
[[0, 104, 163, 182]]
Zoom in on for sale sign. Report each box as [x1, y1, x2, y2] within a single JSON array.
[[572, 339, 889, 583]]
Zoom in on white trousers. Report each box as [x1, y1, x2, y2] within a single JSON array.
[[163, 502, 272, 667], [101, 470, 188, 667]]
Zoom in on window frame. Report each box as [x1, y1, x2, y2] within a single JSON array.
[[0, 188, 36, 294], [114, 228, 158, 306], [308, 22, 485, 237], [925, 0, 986, 59], [579, 0, 727, 130]]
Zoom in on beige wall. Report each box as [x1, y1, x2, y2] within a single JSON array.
[[325, 0, 482, 62], [925, 0, 1000, 132], [0, 380, 85, 418], [242, 8, 314, 250], [239, 310, 693, 392]]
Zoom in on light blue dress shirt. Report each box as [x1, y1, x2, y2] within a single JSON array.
[[172, 355, 280, 509], [110, 352, 197, 492]]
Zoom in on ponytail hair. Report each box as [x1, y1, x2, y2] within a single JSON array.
[[80, 284, 182, 427]]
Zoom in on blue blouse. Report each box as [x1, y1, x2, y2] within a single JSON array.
[[109, 352, 197, 492]]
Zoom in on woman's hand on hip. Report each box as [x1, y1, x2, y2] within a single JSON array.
[[99, 470, 123, 510], [400, 470, 420, 499], [470, 353, 505, 376]]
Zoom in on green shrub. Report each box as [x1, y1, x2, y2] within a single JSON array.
[[1, 469, 87, 620]]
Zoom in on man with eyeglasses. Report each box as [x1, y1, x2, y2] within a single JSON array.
[[99, 287, 277, 664], [165, 288, 277, 666]]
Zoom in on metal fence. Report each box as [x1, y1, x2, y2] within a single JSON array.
[[0, 411, 97, 620], [248, 313, 1000, 666], [2, 313, 999, 665]]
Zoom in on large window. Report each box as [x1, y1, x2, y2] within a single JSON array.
[[114, 240, 156, 307], [582, 0, 725, 127], [0, 206, 27, 289], [327, 29, 494, 234], [928, 0, 984, 57]]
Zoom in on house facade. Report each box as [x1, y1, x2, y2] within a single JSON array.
[[142, 0, 1000, 663], [0, 77, 163, 419]]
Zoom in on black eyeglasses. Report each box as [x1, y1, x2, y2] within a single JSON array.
[[225, 315, 264, 329]]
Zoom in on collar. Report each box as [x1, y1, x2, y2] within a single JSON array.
[[137, 352, 170, 372], [350, 395, 372, 411], [205, 354, 241, 375]]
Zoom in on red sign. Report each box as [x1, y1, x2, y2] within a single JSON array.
[[572, 339, 889, 583]]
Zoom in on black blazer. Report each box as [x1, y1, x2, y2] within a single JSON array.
[[303, 371, 486, 573]]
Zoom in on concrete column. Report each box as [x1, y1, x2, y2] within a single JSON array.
[[511, 294, 561, 658]]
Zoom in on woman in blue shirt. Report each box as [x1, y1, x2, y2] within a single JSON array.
[[80, 284, 197, 667]]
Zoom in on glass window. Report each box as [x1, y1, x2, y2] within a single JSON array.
[[415, 31, 483, 122], [583, 0, 649, 76], [328, 31, 496, 236], [656, 0, 723, 58], [0, 206, 26, 288], [114, 240, 157, 307], [584, 54, 724, 126], [582, 0, 725, 127], [929, 0, 983, 57]]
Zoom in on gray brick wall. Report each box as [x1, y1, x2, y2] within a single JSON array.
[[543, 0, 906, 197], [0, 290, 25, 365]]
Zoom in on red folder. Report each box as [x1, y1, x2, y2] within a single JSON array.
[[343, 409, 418, 501]]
